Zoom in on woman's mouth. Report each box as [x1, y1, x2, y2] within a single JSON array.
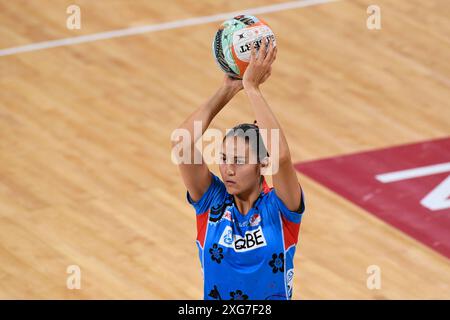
[[225, 180, 236, 186]]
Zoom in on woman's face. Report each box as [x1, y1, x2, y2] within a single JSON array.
[[219, 136, 261, 195]]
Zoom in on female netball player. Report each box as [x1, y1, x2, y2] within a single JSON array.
[[173, 38, 305, 300]]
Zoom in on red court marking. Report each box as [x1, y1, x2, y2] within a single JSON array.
[[294, 137, 450, 259]]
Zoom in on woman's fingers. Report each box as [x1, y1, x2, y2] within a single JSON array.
[[245, 36, 276, 86], [264, 38, 274, 63], [258, 36, 267, 62], [270, 45, 277, 65], [265, 38, 277, 66], [250, 41, 257, 63]]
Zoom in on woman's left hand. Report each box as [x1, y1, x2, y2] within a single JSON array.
[[222, 74, 244, 95], [243, 37, 277, 91]]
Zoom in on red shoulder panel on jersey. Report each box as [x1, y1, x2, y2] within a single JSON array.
[[196, 210, 209, 248], [281, 215, 300, 250]]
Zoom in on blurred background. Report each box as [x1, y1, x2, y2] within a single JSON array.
[[0, 0, 449, 299]]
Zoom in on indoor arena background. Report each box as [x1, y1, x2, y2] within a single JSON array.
[[0, 0, 449, 299]]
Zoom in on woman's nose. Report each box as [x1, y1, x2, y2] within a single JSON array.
[[226, 165, 235, 176]]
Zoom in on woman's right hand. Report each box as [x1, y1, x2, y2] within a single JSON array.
[[222, 74, 244, 96], [242, 37, 277, 91]]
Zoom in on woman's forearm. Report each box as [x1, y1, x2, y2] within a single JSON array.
[[245, 87, 291, 162], [179, 85, 237, 145]]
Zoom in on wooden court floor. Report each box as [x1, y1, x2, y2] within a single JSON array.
[[0, 0, 449, 299]]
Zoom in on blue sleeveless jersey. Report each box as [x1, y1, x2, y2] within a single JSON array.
[[187, 173, 305, 300]]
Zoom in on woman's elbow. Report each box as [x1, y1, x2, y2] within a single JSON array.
[[278, 153, 292, 166]]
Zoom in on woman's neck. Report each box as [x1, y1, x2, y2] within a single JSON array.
[[233, 182, 263, 216]]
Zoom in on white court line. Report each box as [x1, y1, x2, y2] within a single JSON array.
[[0, 0, 337, 57], [376, 162, 450, 183]]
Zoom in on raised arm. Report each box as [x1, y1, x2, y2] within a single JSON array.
[[242, 38, 302, 211], [172, 76, 242, 202]]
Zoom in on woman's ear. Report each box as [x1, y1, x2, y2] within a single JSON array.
[[261, 157, 271, 176], [260, 156, 269, 167]]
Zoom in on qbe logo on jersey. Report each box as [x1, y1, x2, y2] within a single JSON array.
[[295, 137, 450, 259], [219, 226, 267, 252]]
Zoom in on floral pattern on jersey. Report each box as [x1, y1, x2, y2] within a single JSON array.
[[269, 253, 284, 273], [230, 290, 249, 300], [209, 243, 224, 263], [208, 285, 222, 300], [209, 194, 234, 222]]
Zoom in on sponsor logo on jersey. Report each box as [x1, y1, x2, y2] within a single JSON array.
[[237, 213, 262, 228], [218, 226, 267, 252], [286, 269, 294, 298], [223, 228, 233, 245], [223, 210, 233, 222], [238, 221, 249, 228], [210, 208, 233, 224], [249, 213, 261, 227]]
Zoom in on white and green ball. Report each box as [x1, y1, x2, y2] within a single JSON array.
[[212, 15, 276, 79]]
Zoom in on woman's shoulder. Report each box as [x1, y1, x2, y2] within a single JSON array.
[[187, 172, 229, 215]]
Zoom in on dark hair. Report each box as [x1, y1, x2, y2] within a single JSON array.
[[222, 121, 269, 163]]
